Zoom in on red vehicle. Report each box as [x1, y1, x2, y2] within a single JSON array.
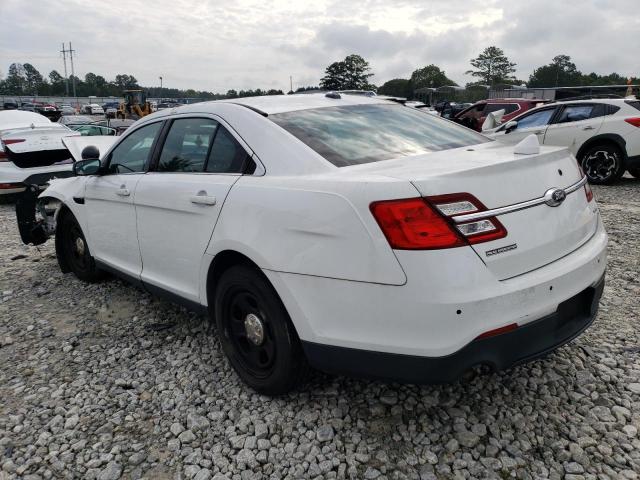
[[455, 98, 549, 132]]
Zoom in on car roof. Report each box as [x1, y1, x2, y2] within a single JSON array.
[[216, 93, 394, 115], [485, 98, 547, 104]]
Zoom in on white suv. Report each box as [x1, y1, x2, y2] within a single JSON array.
[[487, 98, 640, 184]]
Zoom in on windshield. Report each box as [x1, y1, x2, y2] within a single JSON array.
[[270, 104, 489, 167]]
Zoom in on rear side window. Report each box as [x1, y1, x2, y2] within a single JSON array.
[[625, 100, 640, 112], [158, 118, 218, 172], [205, 126, 251, 173], [271, 104, 489, 167], [557, 105, 594, 123]]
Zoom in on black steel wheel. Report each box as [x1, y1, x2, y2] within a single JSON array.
[[59, 212, 103, 282], [580, 145, 625, 184], [214, 265, 308, 395]]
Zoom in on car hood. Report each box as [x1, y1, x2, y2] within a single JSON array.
[[62, 136, 118, 162]]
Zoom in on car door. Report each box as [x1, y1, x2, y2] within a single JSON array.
[[134, 116, 253, 303], [492, 106, 558, 145], [543, 103, 606, 155], [83, 120, 164, 277]]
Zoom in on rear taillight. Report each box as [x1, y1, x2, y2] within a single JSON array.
[[0, 139, 24, 162], [624, 117, 640, 128], [370, 198, 465, 249], [584, 182, 594, 202], [578, 167, 594, 202], [428, 193, 507, 245], [370, 193, 507, 250]]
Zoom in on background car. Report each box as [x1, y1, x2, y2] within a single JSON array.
[[24, 94, 606, 395], [18, 102, 36, 112], [90, 118, 135, 135], [58, 104, 76, 115], [58, 115, 94, 126], [2, 100, 19, 110], [0, 110, 78, 194], [486, 98, 640, 183], [102, 102, 120, 118], [67, 124, 117, 136], [455, 98, 549, 131]]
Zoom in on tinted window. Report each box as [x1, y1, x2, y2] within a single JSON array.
[[557, 105, 594, 123], [625, 100, 640, 112], [205, 126, 250, 173], [606, 104, 622, 115], [271, 104, 489, 167], [108, 122, 162, 174], [158, 118, 218, 172], [515, 108, 555, 129]]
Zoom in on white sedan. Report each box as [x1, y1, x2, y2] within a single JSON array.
[[0, 110, 79, 194], [485, 98, 640, 184], [19, 94, 607, 394]]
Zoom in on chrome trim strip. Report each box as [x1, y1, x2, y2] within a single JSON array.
[[452, 176, 588, 224]]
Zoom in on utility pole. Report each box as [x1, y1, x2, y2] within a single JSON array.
[[290, 76, 293, 93], [69, 42, 77, 98], [60, 43, 69, 96]]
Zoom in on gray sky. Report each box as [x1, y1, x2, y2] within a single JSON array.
[[1, 0, 638, 92]]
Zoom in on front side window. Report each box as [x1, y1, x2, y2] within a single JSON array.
[[271, 104, 489, 167], [108, 121, 162, 174], [158, 118, 218, 172], [514, 108, 556, 130]]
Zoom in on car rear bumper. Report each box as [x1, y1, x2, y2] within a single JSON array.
[[301, 274, 604, 383]]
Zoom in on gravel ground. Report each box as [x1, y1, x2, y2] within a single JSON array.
[[1, 176, 639, 480]]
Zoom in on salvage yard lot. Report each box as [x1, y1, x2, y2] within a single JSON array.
[[0, 178, 639, 480]]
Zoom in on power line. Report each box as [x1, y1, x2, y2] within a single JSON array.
[[60, 43, 69, 96], [69, 42, 76, 97]]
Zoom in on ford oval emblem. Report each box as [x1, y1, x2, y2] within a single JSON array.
[[544, 188, 567, 207]]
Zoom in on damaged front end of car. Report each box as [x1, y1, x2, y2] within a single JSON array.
[[15, 180, 63, 246]]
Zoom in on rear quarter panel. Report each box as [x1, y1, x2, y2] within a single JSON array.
[[206, 174, 418, 285]]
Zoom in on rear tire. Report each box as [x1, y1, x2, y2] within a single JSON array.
[[628, 168, 640, 179], [59, 212, 103, 282], [214, 265, 308, 395], [580, 144, 625, 184]]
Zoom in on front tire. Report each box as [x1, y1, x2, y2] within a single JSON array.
[[59, 212, 103, 282], [580, 144, 625, 184], [214, 265, 307, 395]]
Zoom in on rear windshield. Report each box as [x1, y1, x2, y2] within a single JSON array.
[[270, 104, 489, 167]]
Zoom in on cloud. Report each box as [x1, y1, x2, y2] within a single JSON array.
[[0, 0, 636, 92]]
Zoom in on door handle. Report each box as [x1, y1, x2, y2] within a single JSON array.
[[116, 187, 130, 197], [582, 126, 595, 131], [190, 191, 217, 206]]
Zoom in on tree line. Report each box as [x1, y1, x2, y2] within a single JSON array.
[[0, 46, 636, 100], [0, 63, 284, 99]]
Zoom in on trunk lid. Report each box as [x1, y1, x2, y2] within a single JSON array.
[[353, 142, 598, 280]]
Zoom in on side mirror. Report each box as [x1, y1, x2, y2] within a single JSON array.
[[73, 154, 102, 177], [74, 158, 102, 176], [504, 120, 518, 134]]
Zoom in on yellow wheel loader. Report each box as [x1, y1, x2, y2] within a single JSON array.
[[116, 90, 153, 120]]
